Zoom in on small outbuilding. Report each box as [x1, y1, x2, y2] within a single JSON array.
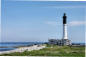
[[48, 39, 71, 46]]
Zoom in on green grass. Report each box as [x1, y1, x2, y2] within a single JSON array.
[[0, 44, 85, 56]]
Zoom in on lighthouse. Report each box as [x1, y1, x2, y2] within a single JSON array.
[[62, 13, 70, 45], [48, 13, 71, 46], [63, 13, 68, 39]]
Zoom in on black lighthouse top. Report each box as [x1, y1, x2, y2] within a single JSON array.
[[63, 13, 67, 24]]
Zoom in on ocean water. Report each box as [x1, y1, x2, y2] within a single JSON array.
[[0, 42, 43, 51]]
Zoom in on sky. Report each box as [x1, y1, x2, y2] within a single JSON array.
[[1, 0, 86, 43]]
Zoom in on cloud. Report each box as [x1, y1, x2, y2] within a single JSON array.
[[45, 21, 57, 26], [7, 0, 86, 1], [45, 21, 86, 27], [5, 0, 86, 9], [47, 6, 86, 9], [69, 21, 86, 26], [45, 21, 61, 26]]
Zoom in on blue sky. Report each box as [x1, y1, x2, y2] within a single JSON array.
[[1, 0, 86, 43]]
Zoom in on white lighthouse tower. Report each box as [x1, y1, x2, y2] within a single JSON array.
[[48, 13, 71, 46], [62, 13, 70, 45], [63, 13, 68, 39]]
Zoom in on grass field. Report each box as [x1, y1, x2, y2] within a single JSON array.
[[0, 44, 85, 56]]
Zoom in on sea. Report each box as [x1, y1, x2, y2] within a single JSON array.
[[0, 42, 44, 51]]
